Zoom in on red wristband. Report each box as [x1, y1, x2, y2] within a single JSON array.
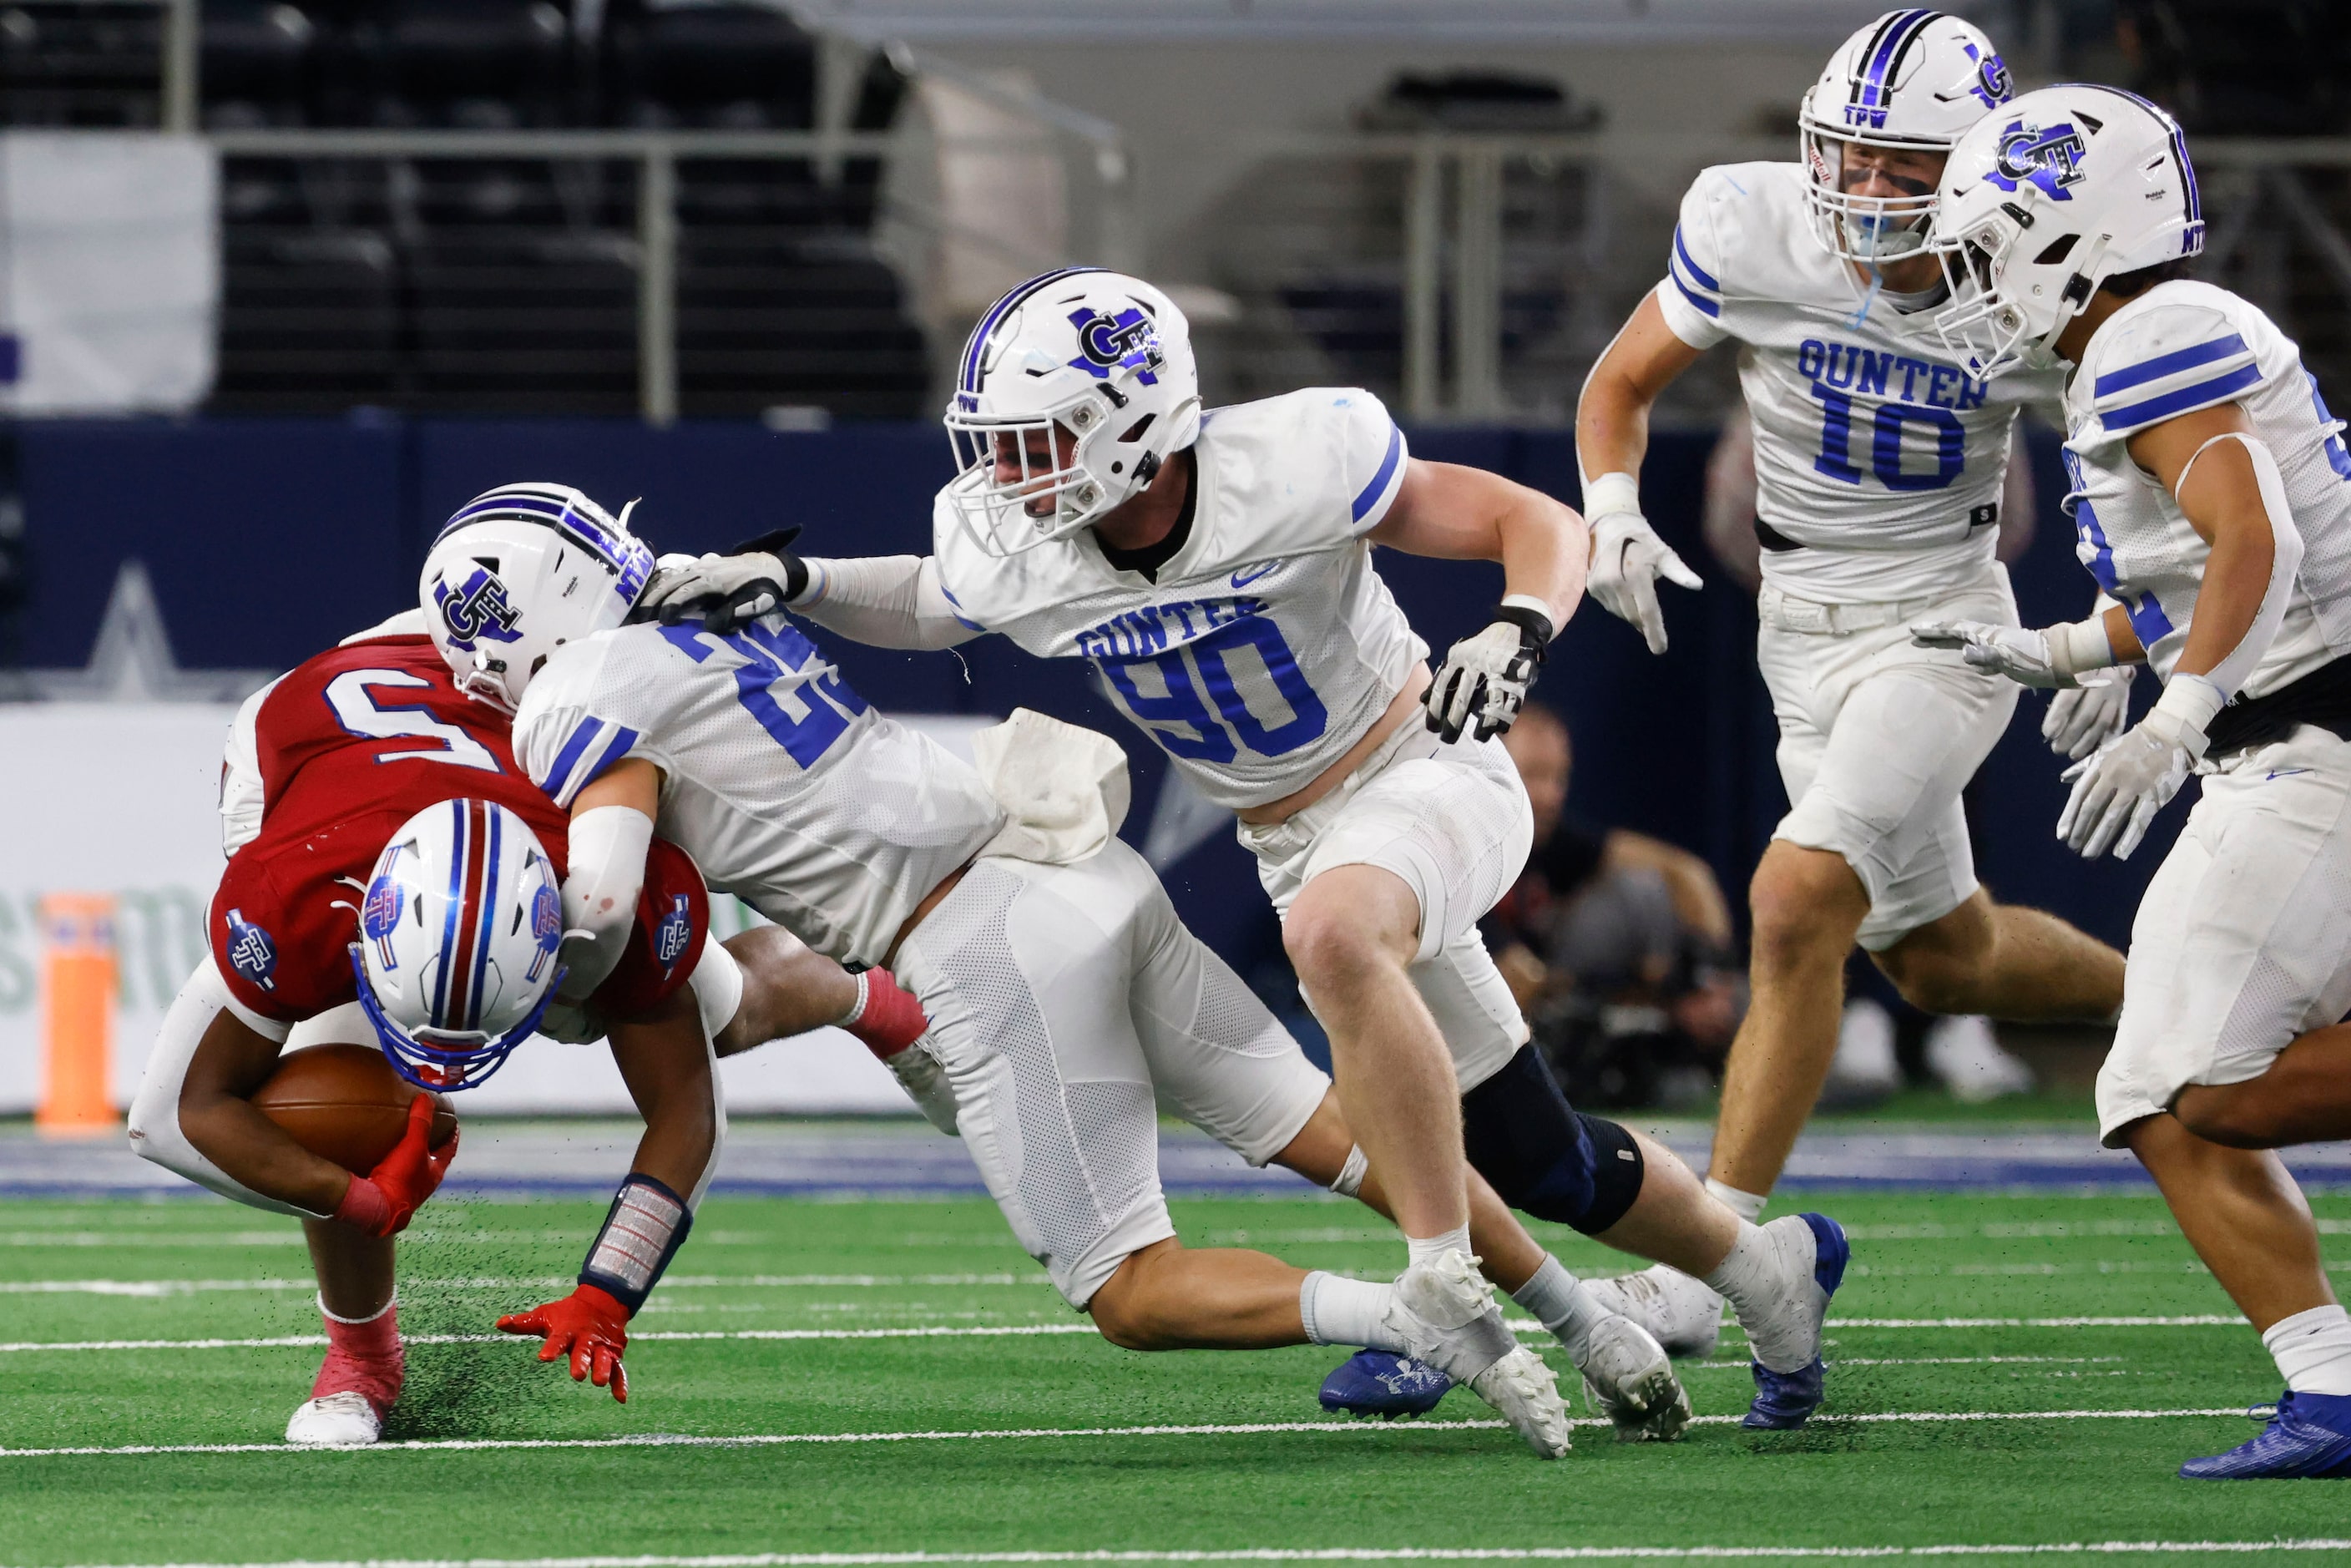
[[334, 1175, 392, 1237], [843, 969, 929, 1060]]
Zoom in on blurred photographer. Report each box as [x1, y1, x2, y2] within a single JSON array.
[[1485, 704, 1742, 1108]]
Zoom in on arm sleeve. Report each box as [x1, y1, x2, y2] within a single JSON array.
[[2179, 431, 2304, 701], [1334, 389, 1409, 537], [218, 678, 281, 857], [795, 554, 984, 650], [1653, 172, 1734, 351], [2087, 304, 2264, 438], [558, 805, 655, 1002]]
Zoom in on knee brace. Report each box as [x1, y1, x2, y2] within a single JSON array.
[[1459, 1044, 1645, 1235]]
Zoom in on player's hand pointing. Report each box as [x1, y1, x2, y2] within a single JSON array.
[[1587, 510, 1703, 656], [1909, 620, 2075, 687]]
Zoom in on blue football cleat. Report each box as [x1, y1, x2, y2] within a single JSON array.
[[2180, 1391, 2351, 1479], [1742, 1211, 1848, 1431], [1319, 1350, 1453, 1419]]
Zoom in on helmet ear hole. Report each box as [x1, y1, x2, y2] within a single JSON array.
[[1117, 412, 1157, 444], [2034, 234, 2079, 266]]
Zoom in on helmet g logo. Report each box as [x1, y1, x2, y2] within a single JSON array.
[[1066, 306, 1164, 386], [435, 567, 523, 648], [1988, 119, 2088, 200], [1969, 50, 2013, 110]]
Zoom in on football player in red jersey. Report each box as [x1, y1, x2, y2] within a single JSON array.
[[130, 493, 937, 1445]]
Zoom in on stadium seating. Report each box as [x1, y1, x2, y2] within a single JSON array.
[[167, 0, 933, 418]]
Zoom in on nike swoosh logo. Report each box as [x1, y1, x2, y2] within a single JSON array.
[[2268, 769, 2312, 780], [1231, 560, 1282, 588]]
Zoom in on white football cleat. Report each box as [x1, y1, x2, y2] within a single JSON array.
[[883, 1036, 959, 1135], [1924, 1014, 2035, 1104], [1582, 1264, 1724, 1360], [1381, 1250, 1571, 1459], [1574, 1313, 1691, 1442], [286, 1389, 382, 1446]]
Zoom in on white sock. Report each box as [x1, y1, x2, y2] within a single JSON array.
[[1706, 1178, 1767, 1224], [1301, 1271, 1401, 1351], [2265, 1304, 2351, 1397], [316, 1292, 396, 1326], [1702, 1220, 1814, 1372], [1405, 1225, 1473, 1270], [1509, 1254, 1608, 1363]]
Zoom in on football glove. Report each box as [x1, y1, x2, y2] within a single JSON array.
[[2055, 680, 2218, 862], [2043, 666, 2136, 761], [1425, 601, 1552, 744], [635, 527, 807, 634], [1909, 620, 2070, 688], [882, 1038, 959, 1136], [332, 1094, 458, 1238], [497, 1282, 631, 1403], [1587, 510, 1703, 656]]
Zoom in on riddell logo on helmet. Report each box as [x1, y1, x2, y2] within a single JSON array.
[[1987, 119, 2088, 200], [1066, 306, 1164, 386]]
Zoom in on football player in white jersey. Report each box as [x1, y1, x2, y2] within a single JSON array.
[[1914, 84, 2351, 1479], [642, 271, 1850, 1431], [426, 488, 1762, 1459], [1572, 9, 2126, 1347]]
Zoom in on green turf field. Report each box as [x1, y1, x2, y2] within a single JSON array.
[[5, 1183, 2350, 1565]]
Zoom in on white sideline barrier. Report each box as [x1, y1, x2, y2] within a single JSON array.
[[0, 702, 1000, 1117]]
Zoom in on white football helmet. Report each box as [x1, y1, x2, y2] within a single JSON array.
[[420, 483, 655, 713], [1797, 9, 2015, 263], [352, 797, 567, 1091], [942, 267, 1201, 557], [1929, 84, 2205, 379]]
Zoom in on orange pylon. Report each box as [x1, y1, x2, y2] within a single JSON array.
[[37, 893, 120, 1137]]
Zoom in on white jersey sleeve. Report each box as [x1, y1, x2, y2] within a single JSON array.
[[1654, 169, 1737, 352], [2062, 281, 2351, 698], [515, 620, 1003, 967]]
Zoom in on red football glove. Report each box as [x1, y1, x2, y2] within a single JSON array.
[[333, 1094, 459, 1238], [497, 1283, 631, 1402]]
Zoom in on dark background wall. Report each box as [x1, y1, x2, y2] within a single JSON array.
[[8, 416, 2168, 975]]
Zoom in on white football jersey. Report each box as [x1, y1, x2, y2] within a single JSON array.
[[513, 617, 1004, 968], [1659, 162, 2065, 601], [2062, 281, 2351, 698], [933, 387, 1423, 811]]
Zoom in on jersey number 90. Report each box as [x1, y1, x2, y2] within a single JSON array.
[[1097, 615, 1328, 764]]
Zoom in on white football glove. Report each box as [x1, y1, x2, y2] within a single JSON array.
[[1587, 511, 1704, 656], [635, 527, 807, 633], [538, 994, 608, 1046], [882, 1038, 959, 1136], [1909, 620, 2070, 688], [1425, 601, 1551, 744], [2055, 696, 2210, 862], [2042, 665, 2136, 761]]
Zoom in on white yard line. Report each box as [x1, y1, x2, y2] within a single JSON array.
[[18, 1546, 2351, 1567], [0, 1276, 1043, 1297], [0, 1314, 2259, 1356], [0, 1407, 2274, 1460]]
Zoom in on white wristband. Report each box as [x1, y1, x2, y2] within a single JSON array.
[[2048, 617, 2118, 680], [2151, 673, 2226, 755], [1582, 472, 1640, 521]]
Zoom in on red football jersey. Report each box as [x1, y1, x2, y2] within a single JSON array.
[[210, 633, 706, 1027]]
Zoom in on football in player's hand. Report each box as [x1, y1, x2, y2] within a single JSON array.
[[253, 1044, 457, 1174]]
